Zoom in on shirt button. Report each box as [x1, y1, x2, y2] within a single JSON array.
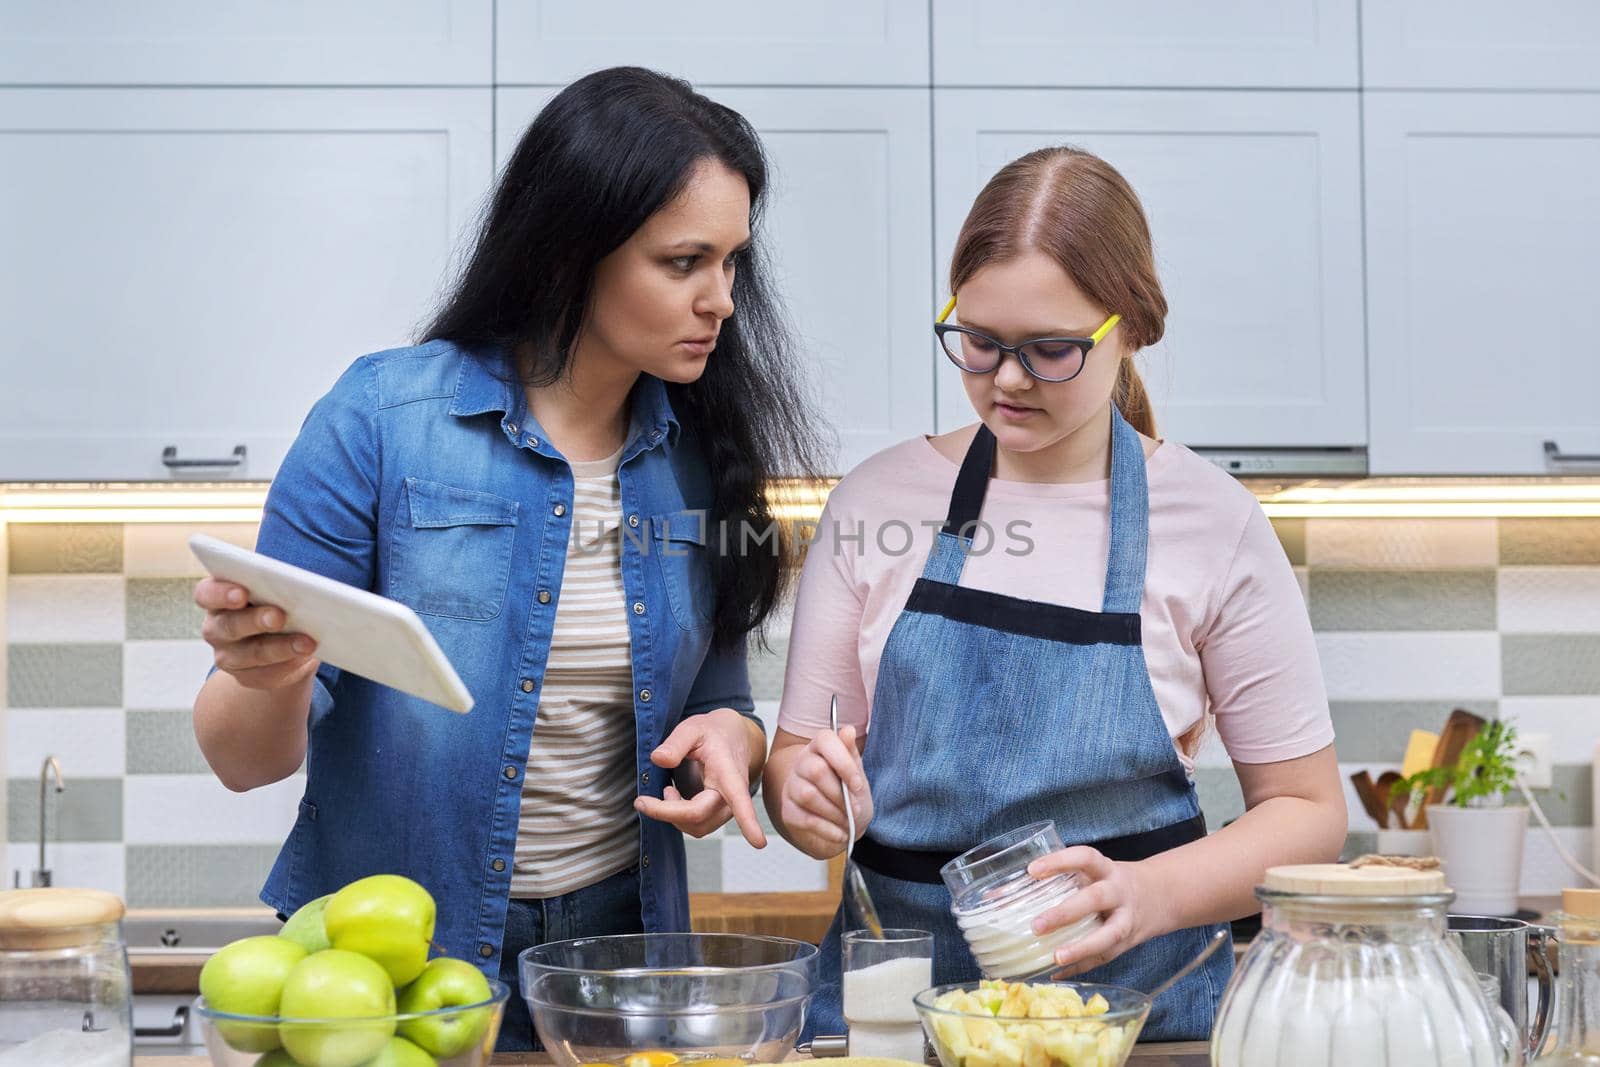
[[530, 437, 541, 448], [642, 855, 651, 868], [520, 678, 535, 693], [503, 766, 518, 780], [507, 422, 519, 435], [492, 858, 506, 872], [641, 771, 650, 785], [553, 503, 566, 517], [632, 601, 646, 615], [479, 943, 494, 959], [638, 688, 652, 703], [628, 514, 640, 528], [538, 590, 551, 604]]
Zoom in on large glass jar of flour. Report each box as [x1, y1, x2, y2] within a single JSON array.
[[0, 888, 133, 1066], [1211, 863, 1521, 1066]]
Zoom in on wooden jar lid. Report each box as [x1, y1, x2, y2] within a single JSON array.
[[1263, 862, 1448, 896], [0, 888, 126, 950], [1564, 888, 1600, 919]]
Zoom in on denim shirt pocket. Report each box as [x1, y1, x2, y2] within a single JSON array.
[[392, 478, 520, 620], [651, 510, 715, 632]]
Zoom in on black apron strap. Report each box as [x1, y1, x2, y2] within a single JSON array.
[[850, 812, 1209, 887], [941, 425, 997, 537]]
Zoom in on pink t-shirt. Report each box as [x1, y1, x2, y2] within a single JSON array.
[[776, 433, 1334, 771]]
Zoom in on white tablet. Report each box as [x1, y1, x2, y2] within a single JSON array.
[[188, 533, 474, 714]]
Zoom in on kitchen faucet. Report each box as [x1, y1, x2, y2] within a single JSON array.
[[33, 755, 65, 887]]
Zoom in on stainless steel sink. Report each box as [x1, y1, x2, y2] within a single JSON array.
[[124, 909, 281, 954]]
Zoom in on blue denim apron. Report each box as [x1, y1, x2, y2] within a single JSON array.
[[806, 408, 1232, 1042]]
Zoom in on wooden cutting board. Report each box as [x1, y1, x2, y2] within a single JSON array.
[[1416, 708, 1486, 829]]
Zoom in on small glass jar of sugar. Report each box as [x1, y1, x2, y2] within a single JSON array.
[[940, 821, 1100, 981], [842, 928, 933, 1062]]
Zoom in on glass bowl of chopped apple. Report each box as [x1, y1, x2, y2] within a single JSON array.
[[914, 979, 1149, 1067]]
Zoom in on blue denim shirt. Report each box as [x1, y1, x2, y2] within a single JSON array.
[[251, 339, 756, 976]]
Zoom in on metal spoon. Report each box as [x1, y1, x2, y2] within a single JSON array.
[[831, 693, 885, 938], [1146, 927, 1230, 1002]]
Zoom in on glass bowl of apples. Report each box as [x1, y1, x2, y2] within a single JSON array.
[[196, 976, 510, 1067], [193, 874, 510, 1067], [520, 932, 817, 1067], [914, 979, 1150, 1067]]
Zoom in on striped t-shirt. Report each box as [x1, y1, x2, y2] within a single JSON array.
[[512, 444, 639, 898]]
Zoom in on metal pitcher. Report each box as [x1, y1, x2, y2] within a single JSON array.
[[1450, 914, 1554, 1060]]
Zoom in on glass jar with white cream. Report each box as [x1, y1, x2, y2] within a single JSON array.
[[940, 821, 1100, 981]]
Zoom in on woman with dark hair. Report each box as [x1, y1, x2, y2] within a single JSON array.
[[190, 66, 826, 1049]]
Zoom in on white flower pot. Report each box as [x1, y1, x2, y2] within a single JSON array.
[[1426, 803, 1528, 915], [1375, 828, 1433, 857]]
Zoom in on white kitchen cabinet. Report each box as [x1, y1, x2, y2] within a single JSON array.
[[495, 1, 928, 87], [1362, 1, 1600, 90], [932, 90, 1366, 449], [498, 87, 934, 474], [0, 1, 492, 85], [932, 0, 1358, 89], [0, 89, 494, 481], [1364, 93, 1600, 475]]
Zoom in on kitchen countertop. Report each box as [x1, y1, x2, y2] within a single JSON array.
[[136, 1049, 1211, 1065], [131, 897, 1565, 1062]]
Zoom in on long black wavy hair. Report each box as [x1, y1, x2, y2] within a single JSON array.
[[423, 66, 828, 651]]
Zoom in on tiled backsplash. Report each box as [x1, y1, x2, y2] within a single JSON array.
[[5, 516, 1600, 906], [1195, 517, 1600, 897]]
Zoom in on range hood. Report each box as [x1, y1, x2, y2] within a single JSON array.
[[1193, 446, 1368, 478]]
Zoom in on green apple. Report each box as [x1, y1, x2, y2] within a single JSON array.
[[396, 957, 494, 1058], [324, 874, 436, 986], [199, 935, 309, 1052], [278, 949, 397, 1067], [281, 894, 334, 954], [357, 1036, 438, 1067], [253, 1053, 302, 1067]]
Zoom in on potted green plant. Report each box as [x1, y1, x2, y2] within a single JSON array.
[[1399, 718, 1529, 915]]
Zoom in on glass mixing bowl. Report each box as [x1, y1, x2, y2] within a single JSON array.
[[195, 980, 509, 1067], [520, 933, 817, 1067]]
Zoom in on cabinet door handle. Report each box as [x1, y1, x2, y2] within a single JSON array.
[[161, 444, 246, 469], [1544, 440, 1600, 465], [133, 1004, 189, 1039]]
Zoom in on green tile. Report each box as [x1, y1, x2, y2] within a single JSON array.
[[1271, 518, 1307, 566], [1504, 635, 1600, 696], [684, 838, 723, 893], [1533, 765, 1594, 826], [1342, 831, 1378, 861], [1194, 766, 1245, 831], [1329, 700, 1499, 763], [124, 844, 282, 908], [126, 710, 210, 774], [1500, 519, 1600, 565], [1328, 703, 1377, 761], [126, 578, 206, 640], [8, 777, 122, 843], [7, 644, 121, 707], [747, 635, 788, 702], [7, 524, 123, 574], [1309, 570, 1496, 631]]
